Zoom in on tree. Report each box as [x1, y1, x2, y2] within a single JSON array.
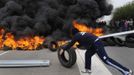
[[112, 2, 134, 20]]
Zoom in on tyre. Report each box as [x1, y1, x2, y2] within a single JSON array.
[[126, 35, 134, 43], [101, 39, 110, 46], [58, 48, 77, 68], [105, 37, 116, 46], [113, 38, 124, 46], [49, 41, 58, 52], [125, 34, 134, 48], [125, 42, 134, 48]]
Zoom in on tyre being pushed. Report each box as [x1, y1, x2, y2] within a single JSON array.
[[58, 47, 77, 68]]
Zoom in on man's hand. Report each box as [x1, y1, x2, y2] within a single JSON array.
[[60, 45, 67, 50], [77, 44, 85, 49]]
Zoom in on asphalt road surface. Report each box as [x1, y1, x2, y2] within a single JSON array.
[[0, 49, 80, 75], [105, 47, 134, 75], [0, 47, 133, 75]]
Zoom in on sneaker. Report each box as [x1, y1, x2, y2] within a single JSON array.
[[81, 69, 92, 73], [128, 69, 133, 75], [126, 69, 133, 75]]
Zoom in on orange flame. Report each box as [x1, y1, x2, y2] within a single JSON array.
[[73, 20, 103, 36], [57, 20, 104, 48], [0, 28, 45, 50], [57, 40, 79, 48], [57, 40, 69, 47]]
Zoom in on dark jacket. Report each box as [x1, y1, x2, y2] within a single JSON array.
[[63, 32, 98, 50]]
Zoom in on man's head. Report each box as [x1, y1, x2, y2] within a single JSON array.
[[71, 27, 79, 36]]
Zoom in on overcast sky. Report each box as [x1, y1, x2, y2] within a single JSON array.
[[102, 0, 133, 22], [111, 0, 133, 8]]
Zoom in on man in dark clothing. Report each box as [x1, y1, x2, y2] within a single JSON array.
[[62, 32, 132, 75]]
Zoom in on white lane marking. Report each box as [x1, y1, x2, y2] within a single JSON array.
[[0, 51, 10, 56], [76, 49, 112, 75]]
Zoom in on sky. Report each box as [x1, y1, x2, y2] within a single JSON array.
[[102, 0, 133, 22], [111, 0, 133, 8]]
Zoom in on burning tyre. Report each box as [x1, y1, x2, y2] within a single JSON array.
[[48, 41, 58, 52], [58, 47, 77, 68]]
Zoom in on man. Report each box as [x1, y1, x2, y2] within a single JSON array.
[[62, 32, 132, 75], [128, 18, 133, 30]]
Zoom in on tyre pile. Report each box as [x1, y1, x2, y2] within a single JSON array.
[[101, 34, 134, 48]]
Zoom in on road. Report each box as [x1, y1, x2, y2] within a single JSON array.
[[105, 47, 134, 75], [0, 49, 80, 75], [0, 47, 133, 75], [0, 49, 112, 75]]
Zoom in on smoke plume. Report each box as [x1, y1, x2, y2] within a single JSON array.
[[0, 0, 113, 37]]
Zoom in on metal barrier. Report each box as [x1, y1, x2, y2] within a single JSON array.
[[0, 51, 50, 68]]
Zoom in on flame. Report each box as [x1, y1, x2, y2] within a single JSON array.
[[57, 40, 68, 47], [0, 27, 45, 50], [57, 40, 79, 48], [0, 28, 5, 48], [57, 20, 104, 48], [73, 20, 103, 36]]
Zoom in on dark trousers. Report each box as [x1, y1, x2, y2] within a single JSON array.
[[85, 40, 129, 74]]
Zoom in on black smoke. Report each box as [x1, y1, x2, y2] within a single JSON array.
[[0, 0, 113, 37]]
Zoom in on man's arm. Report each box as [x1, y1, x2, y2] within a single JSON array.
[[63, 39, 76, 50], [62, 33, 80, 50]]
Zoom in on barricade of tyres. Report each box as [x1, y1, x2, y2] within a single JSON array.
[[101, 35, 134, 48], [101, 37, 125, 46]]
